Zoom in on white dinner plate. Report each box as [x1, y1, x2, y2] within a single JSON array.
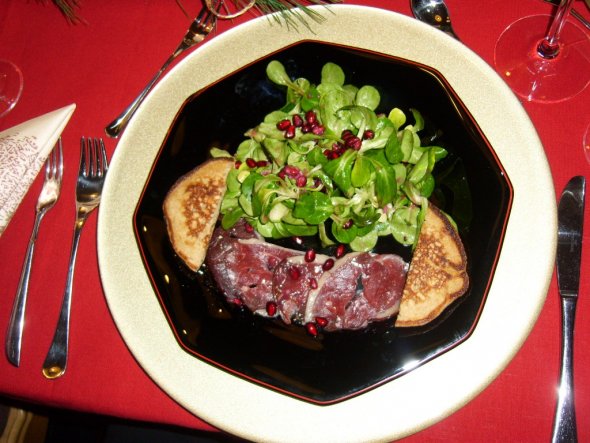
[[98, 5, 556, 441]]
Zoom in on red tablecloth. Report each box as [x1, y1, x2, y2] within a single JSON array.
[[1, 0, 589, 441]]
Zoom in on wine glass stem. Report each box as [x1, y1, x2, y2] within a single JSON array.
[[538, 0, 575, 59]]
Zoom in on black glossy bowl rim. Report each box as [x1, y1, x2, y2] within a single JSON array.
[[131, 41, 514, 405]]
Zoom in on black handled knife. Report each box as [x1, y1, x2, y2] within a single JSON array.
[[552, 175, 585, 443]]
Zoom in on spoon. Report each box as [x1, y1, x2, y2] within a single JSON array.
[[410, 0, 460, 40]]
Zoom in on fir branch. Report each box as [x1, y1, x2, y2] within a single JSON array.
[[44, 0, 85, 24], [48, 0, 341, 28], [232, 0, 341, 30]]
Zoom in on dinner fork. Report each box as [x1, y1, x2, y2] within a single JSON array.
[[5, 139, 63, 367], [42, 137, 108, 379], [104, 1, 221, 138]]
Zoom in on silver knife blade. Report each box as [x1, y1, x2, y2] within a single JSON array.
[[556, 176, 586, 297]]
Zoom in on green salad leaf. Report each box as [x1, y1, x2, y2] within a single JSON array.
[[210, 60, 451, 251]]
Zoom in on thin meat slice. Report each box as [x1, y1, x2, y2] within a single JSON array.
[[206, 221, 302, 314], [272, 254, 329, 324], [363, 254, 408, 320], [305, 252, 408, 331], [206, 220, 408, 331]]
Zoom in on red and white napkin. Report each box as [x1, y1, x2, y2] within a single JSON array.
[[0, 104, 75, 237]]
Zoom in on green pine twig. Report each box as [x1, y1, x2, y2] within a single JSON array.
[[48, 0, 340, 27]]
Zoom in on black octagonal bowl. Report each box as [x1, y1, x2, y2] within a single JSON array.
[[133, 41, 512, 404]]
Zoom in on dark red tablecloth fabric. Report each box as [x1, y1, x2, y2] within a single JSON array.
[[1, 0, 589, 441]]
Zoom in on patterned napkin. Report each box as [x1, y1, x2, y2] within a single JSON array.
[[0, 104, 76, 237]]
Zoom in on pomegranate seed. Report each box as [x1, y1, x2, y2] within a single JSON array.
[[342, 219, 353, 229], [289, 266, 301, 280], [246, 158, 257, 168], [296, 175, 307, 187], [278, 169, 287, 179], [234, 160, 242, 169], [276, 119, 291, 130], [311, 125, 325, 135], [285, 125, 296, 139], [266, 301, 277, 316], [305, 110, 317, 125], [283, 165, 300, 177], [309, 277, 318, 289], [292, 114, 303, 127], [315, 317, 328, 328], [245, 223, 254, 233], [335, 244, 346, 258], [304, 249, 316, 262], [363, 129, 375, 140], [322, 258, 335, 271], [231, 298, 244, 306], [301, 123, 311, 134], [345, 136, 362, 150], [305, 322, 318, 337], [341, 129, 354, 140]]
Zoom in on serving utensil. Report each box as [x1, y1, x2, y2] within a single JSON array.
[[5, 139, 63, 367], [552, 175, 585, 443], [104, 2, 220, 138], [42, 137, 108, 379], [410, 0, 459, 40]]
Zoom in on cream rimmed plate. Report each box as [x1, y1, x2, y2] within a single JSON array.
[[98, 5, 556, 442]]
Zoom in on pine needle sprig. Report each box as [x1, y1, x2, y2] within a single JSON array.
[[48, 0, 341, 28], [250, 0, 340, 30], [43, 0, 85, 24]]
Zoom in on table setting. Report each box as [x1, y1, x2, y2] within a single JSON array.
[[0, 0, 589, 442]]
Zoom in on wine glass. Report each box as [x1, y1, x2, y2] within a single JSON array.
[[0, 59, 23, 118], [494, 0, 590, 103]]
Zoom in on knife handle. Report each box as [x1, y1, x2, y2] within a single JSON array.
[[551, 296, 577, 443]]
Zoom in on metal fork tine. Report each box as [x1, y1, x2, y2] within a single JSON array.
[[45, 152, 51, 181], [49, 143, 55, 178], [56, 138, 63, 184], [97, 138, 108, 176], [89, 138, 97, 177], [92, 139, 99, 177], [204, 1, 222, 26], [196, 3, 210, 22], [49, 141, 57, 179], [79, 137, 87, 177]]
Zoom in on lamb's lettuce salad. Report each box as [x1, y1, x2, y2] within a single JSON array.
[[211, 60, 448, 251]]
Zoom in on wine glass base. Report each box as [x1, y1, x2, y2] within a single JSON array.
[[0, 59, 23, 118], [494, 15, 590, 103]]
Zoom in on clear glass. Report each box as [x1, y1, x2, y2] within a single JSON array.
[[0, 60, 23, 118], [494, 0, 590, 103]]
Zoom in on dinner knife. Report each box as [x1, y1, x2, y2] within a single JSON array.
[[552, 175, 585, 443]]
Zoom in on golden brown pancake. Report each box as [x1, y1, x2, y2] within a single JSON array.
[[395, 204, 469, 327], [163, 158, 234, 271]]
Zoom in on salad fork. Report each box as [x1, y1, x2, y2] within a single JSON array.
[[42, 137, 108, 379], [105, 1, 220, 138], [5, 139, 63, 367]]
